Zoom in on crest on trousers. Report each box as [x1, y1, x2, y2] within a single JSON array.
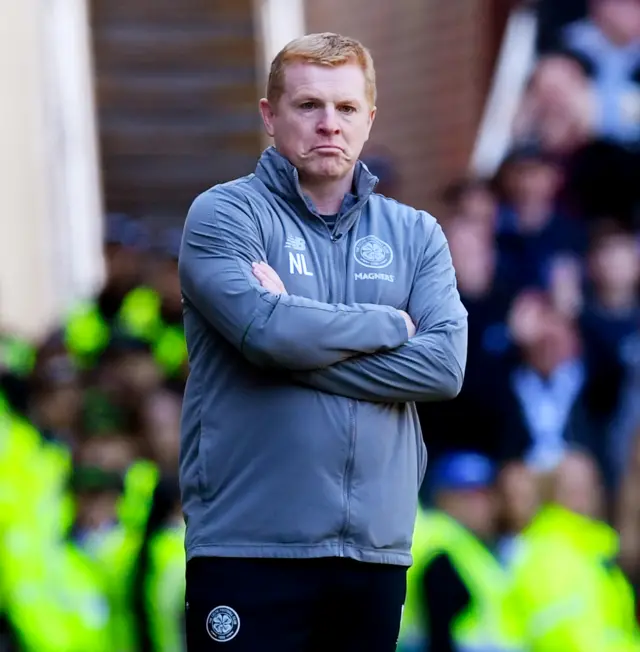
[[206, 606, 240, 643]]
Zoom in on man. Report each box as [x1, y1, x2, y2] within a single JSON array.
[[179, 32, 467, 652], [399, 452, 521, 652], [505, 451, 640, 652]]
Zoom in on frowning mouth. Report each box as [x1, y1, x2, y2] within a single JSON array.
[[312, 145, 344, 153]]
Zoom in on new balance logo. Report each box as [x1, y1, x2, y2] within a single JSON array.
[[285, 235, 306, 251]]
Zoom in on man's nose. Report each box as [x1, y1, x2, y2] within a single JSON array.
[[317, 107, 340, 134]]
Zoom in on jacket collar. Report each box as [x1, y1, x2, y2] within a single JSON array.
[[254, 146, 378, 220]]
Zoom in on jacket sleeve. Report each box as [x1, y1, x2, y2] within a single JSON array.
[[178, 189, 409, 371], [291, 219, 468, 402]]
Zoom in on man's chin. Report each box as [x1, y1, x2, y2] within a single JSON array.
[[303, 160, 353, 181]]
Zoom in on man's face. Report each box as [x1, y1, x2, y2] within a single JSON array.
[[497, 462, 539, 532], [506, 159, 560, 206], [439, 488, 498, 541], [76, 491, 119, 532], [554, 453, 604, 520], [590, 234, 640, 291], [448, 225, 496, 293], [260, 62, 376, 182], [105, 244, 141, 291], [79, 435, 136, 473], [593, 0, 640, 44]]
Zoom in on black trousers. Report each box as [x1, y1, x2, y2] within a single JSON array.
[[185, 556, 406, 651]]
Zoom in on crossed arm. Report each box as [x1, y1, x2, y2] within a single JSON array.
[[253, 222, 467, 403], [179, 189, 467, 402]]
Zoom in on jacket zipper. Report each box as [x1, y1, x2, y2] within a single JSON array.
[[331, 209, 361, 554], [338, 400, 357, 555], [305, 197, 361, 554]]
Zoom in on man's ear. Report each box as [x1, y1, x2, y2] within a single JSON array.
[[259, 98, 276, 138], [368, 106, 377, 132], [363, 106, 377, 144]]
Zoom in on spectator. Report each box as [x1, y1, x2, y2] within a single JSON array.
[[95, 340, 163, 402], [495, 460, 540, 565], [583, 224, 639, 330], [617, 428, 640, 585], [505, 451, 639, 652], [500, 291, 609, 473], [548, 252, 584, 318], [440, 177, 498, 236], [580, 223, 640, 482], [418, 223, 511, 467], [101, 213, 150, 315], [560, 0, 640, 143], [400, 453, 520, 652], [61, 216, 186, 379], [77, 431, 138, 476], [548, 447, 607, 518], [492, 145, 588, 293], [512, 54, 597, 157], [141, 386, 181, 475], [68, 465, 123, 551], [28, 363, 82, 446], [131, 476, 185, 652], [612, 337, 640, 484], [146, 228, 188, 390], [514, 50, 640, 226]]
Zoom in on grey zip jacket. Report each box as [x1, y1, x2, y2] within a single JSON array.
[[178, 146, 468, 566]]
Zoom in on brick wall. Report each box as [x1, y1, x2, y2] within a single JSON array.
[[90, 0, 262, 222], [305, 0, 497, 215]]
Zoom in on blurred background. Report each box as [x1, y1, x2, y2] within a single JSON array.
[[1, 0, 640, 650]]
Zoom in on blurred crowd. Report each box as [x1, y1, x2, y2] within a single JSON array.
[[420, 0, 640, 553], [0, 215, 186, 651], [406, 0, 640, 649], [0, 0, 640, 650]]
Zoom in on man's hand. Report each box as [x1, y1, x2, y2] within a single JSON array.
[[398, 310, 416, 338], [252, 261, 288, 295], [252, 261, 415, 337]]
